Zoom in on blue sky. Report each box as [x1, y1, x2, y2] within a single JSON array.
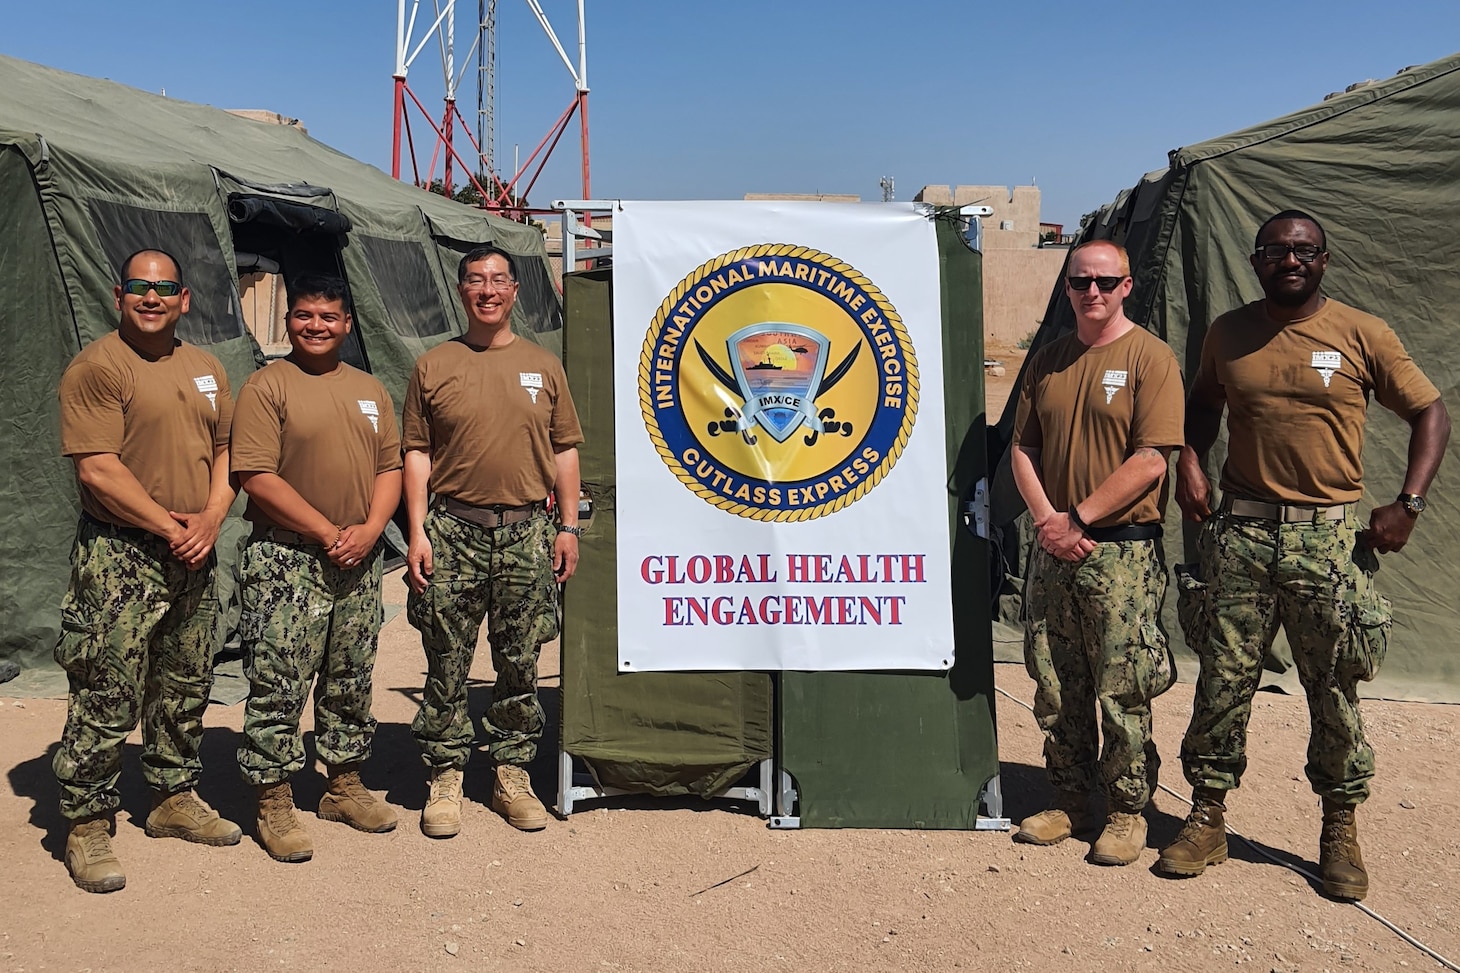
[[4, 2, 1458, 227]]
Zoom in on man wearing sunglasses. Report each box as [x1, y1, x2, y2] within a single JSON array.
[[1161, 210, 1450, 901], [403, 245, 583, 838], [1010, 240, 1185, 866], [53, 249, 242, 893]]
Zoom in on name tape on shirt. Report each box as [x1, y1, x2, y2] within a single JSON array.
[[193, 374, 218, 411], [1101, 369, 1129, 405], [358, 399, 380, 432], [520, 371, 543, 404], [1311, 350, 1342, 388]]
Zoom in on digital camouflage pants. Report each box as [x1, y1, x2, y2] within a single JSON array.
[[1024, 539, 1174, 812], [407, 509, 558, 769], [1178, 510, 1390, 804], [236, 537, 384, 786], [53, 519, 219, 821]]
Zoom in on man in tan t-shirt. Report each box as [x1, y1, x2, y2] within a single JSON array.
[[231, 275, 403, 863], [1160, 210, 1450, 901], [1011, 240, 1185, 866], [54, 249, 242, 894], [403, 245, 584, 838]]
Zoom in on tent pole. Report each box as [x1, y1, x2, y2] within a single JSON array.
[[391, 76, 406, 180]]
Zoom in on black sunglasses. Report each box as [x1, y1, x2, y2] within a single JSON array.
[[1254, 243, 1325, 263], [1067, 275, 1126, 293], [121, 278, 183, 297]]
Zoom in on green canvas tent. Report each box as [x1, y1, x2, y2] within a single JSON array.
[[990, 52, 1460, 702], [0, 53, 562, 680]]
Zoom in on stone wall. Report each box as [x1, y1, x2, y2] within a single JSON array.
[[982, 247, 1067, 348]]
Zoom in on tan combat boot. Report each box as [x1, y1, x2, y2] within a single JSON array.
[[1319, 799, 1368, 901], [1013, 791, 1093, 845], [65, 816, 126, 893], [1158, 786, 1229, 876], [1091, 811, 1149, 866], [318, 764, 398, 833], [256, 781, 313, 863], [421, 766, 463, 838], [145, 789, 242, 846], [491, 764, 550, 831]]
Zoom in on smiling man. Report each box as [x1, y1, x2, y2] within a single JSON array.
[[54, 249, 241, 893], [230, 275, 403, 863], [1161, 210, 1450, 900], [403, 245, 583, 837], [1010, 240, 1185, 866]]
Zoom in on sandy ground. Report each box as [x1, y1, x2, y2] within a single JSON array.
[[984, 341, 1025, 424], [2, 562, 1457, 973], [4, 363, 1457, 972]]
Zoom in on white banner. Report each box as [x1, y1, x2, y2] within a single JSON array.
[[612, 201, 953, 671]]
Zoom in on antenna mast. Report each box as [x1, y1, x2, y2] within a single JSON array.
[[391, 0, 591, 216]]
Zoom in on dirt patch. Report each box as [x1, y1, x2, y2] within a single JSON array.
[[985, 342, 1027, 424], [2, 567, 1455, 972]]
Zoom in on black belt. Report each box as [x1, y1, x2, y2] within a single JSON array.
[[1084, 523, 1162, 542], [81, 512, 157, 543], [254, 527, 320, 547], [436, 496, 544, 529]]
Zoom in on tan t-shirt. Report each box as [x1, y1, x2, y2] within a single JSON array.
[[59, 331, 232, 525], [402, 336, 584, 506], [1013, 325, 1185, 527], [231, 359, 403, 528], [1190, 298, 1440, 504]]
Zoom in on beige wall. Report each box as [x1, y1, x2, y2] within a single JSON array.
[[982, 247, 1067, 348], [914, 184, 1041, 249]]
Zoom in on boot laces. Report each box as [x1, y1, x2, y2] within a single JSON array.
[[336, 772, 377, 805], [265, 786, 301, 833], [429, 769, 461, 802], [1322, 813, 1359, 864], [1175, 805, 1220, 843], [77, 820, 112, 858], [1107, 812, 1138, 837], [171, 790, 210, 820], [498, 765, 532, 798]]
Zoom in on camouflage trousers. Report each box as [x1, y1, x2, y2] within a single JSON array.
[[236, 537, 384, 786], [1178, 510, 1390, 803], [1024, 539, 1174, 812], [407, 508, 558, 769], [53, 518, 219, 821]]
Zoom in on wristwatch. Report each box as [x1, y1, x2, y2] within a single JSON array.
[[1398, 493, 1427, 516], [557, 524, 585, 537]]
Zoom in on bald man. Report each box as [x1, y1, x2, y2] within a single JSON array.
[[1010, 240, 1185, 866]]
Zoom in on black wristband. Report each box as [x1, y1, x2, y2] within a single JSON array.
[[1068, 507, 1089, 533]]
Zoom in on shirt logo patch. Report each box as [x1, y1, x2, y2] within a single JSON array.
[[1312, 350, 1342, 388], [357, 399, 380, 433], [193, 374, 218, 411], [520, 371, 544, 404], [1101, 369, 1128, 405]]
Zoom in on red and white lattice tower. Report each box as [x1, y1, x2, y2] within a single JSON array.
[[391, 0, 589, 217]]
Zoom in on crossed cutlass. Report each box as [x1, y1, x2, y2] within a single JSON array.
[[695, 338, 860, 447]]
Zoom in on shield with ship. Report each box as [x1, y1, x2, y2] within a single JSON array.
[[726, 322, 829, 442]]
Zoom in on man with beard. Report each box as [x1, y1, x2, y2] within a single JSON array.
[[1160, 211, 1450, 900]]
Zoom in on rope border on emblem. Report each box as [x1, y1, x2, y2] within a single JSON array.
[[638, 243, 921, 522]]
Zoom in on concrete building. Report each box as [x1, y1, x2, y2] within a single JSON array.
[[917, 183, 1066, 348]]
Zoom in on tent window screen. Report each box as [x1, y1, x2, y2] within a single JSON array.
[[86, 200, 244, 346], [359, 236, 450, 337], [514, 255, 564, 334]]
